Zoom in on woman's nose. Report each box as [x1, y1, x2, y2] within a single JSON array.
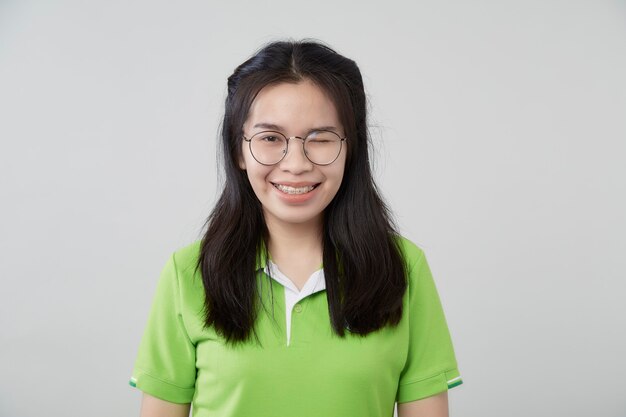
[[278, 138, 313, 172]]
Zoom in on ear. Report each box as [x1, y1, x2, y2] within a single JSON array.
[[238, 154, 246, 170]]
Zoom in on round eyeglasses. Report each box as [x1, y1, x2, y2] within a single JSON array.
[[242, 130, 347, 166]]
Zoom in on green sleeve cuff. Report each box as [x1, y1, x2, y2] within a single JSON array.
[[129, 368, 195, 404], [396, 368, 463, 403]]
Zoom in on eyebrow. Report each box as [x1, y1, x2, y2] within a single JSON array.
[[252, 122, 340, 134]]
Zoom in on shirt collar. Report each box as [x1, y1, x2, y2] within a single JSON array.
[[263, 260, 326, 295], [255, 243, 326, 292], [255, 247, 268, 271]]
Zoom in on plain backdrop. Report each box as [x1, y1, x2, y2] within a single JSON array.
[[1, 1, 625, 416]]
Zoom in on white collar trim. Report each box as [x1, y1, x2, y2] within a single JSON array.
[[263, 260, 326, 346]]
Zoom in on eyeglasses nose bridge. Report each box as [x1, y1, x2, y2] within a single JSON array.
[[286, 136, 306, 143], [283, 136, 308, 158]]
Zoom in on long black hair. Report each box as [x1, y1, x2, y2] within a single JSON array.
[[196, 40, 407, 345]]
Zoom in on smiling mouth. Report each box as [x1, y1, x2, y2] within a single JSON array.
[[272, 183, 320, 195]]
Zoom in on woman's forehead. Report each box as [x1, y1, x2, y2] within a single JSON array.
[[244, 80, 342, 132]]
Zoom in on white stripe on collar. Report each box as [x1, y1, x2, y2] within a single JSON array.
[[263, 260, 326, 346]]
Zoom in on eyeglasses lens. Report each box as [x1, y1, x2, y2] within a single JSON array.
[[250, 131, 342, 165]]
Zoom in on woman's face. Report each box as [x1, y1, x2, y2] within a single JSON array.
[[239, 79, 347, 230]]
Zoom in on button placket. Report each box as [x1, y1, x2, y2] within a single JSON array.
[[263, 261, 326, 346], [288, 300, 307, 346]]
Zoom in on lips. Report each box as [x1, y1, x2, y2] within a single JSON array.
[[271, 182, 320, 195]]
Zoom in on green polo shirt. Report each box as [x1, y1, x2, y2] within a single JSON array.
[[129, 236, 462, 416]]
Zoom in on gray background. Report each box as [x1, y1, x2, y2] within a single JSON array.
[[1, 0, 625, 416]]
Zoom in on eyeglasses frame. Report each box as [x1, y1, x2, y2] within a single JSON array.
[[242, 129, 347, 166]]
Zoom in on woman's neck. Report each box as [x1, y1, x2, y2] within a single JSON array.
[[264, 215, 323, 267]]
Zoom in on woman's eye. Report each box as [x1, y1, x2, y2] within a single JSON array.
[[262, 136, 278, 142]]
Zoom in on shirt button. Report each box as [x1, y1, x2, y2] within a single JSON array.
[[293, 304, 303, 313]]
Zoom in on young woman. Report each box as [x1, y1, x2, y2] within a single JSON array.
[[129, 40, 462, 417]]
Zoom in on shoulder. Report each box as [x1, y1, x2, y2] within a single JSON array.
[[173, 239, 202, 260], [167, 239, 205, 307], [170, 239, 202, 276], [393, 235, 426, 270]]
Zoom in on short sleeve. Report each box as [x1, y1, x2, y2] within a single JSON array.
[[396, 247, 463, 403], [129, 253, 197, 403]]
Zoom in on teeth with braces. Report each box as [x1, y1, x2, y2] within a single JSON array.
[[274, 184, 317, 194]]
